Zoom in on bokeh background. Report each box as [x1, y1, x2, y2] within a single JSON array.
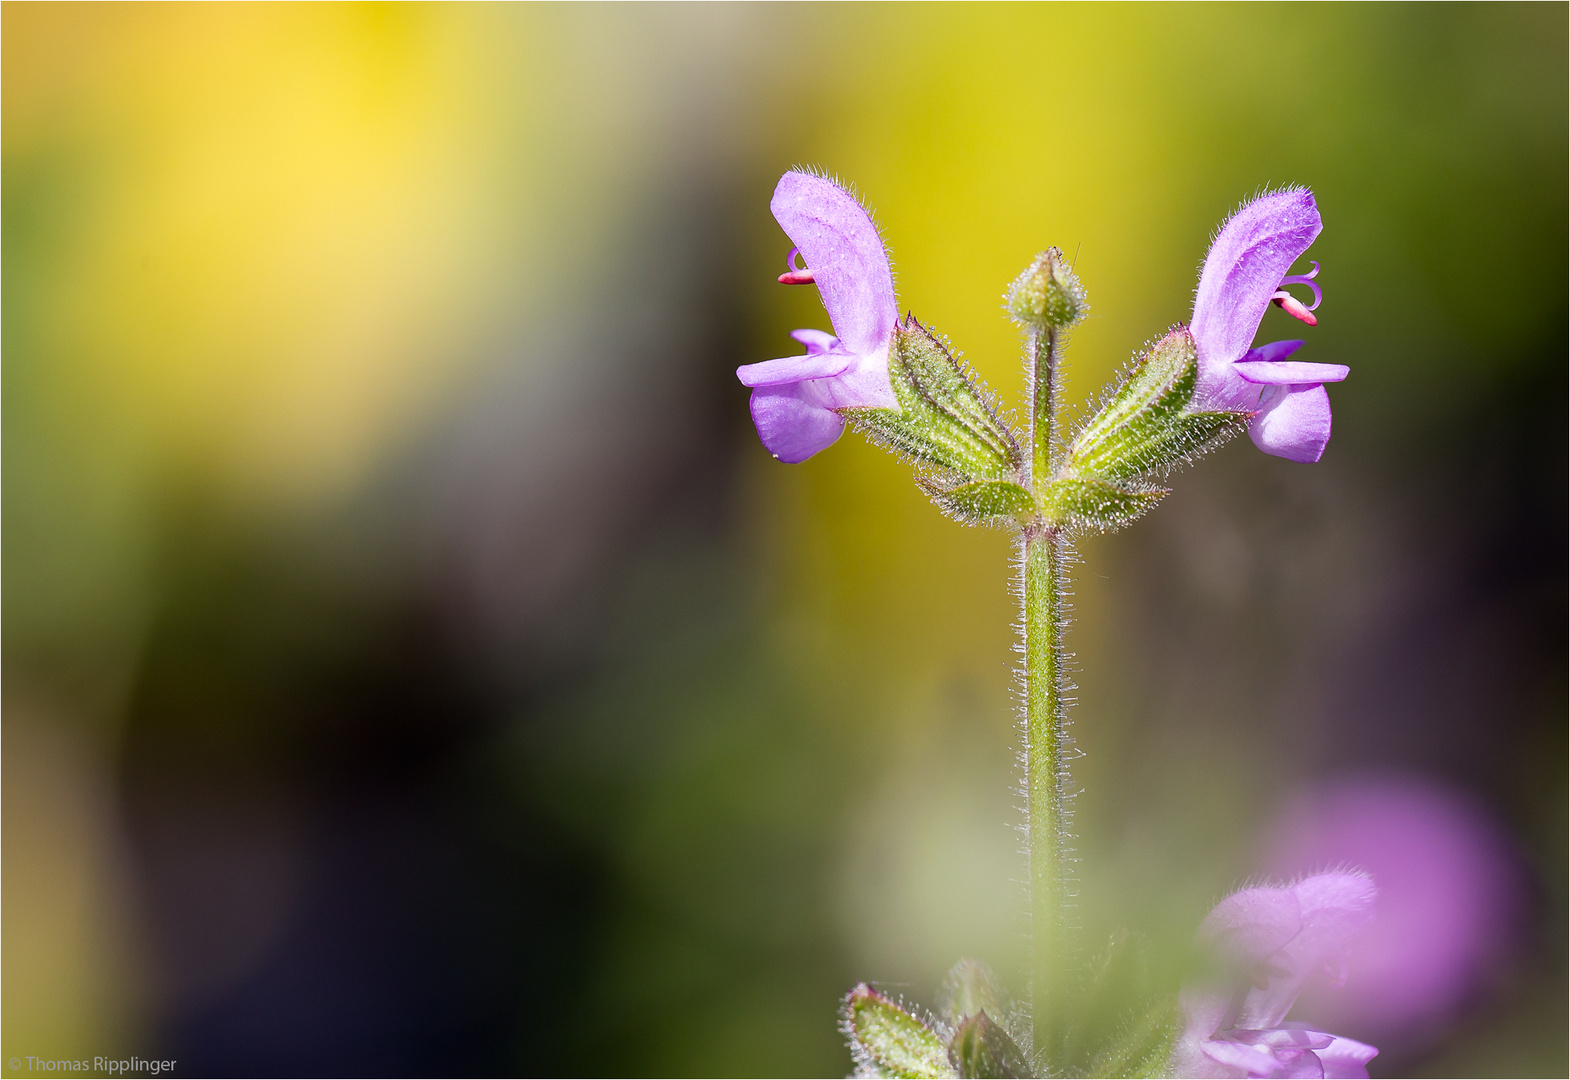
[[4, 4, 1564, 1077]]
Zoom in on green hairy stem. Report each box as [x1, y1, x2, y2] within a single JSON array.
[[1028, 326, 1059, 486], [1024, 321, 1072, 1066]]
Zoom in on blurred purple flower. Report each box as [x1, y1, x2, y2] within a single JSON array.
[[1172, 873, 1379, 1079], [736, 171, 898, 463], [1262, 774, 1526, 1045], [1190, 189, 1348, 463]]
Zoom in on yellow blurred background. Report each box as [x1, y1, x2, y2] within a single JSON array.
[[4, 4, 1564, 1076]]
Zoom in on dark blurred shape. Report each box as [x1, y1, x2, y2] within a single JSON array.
[[1262, 774, 1527, 1047], [118, 514, 603, 1076]]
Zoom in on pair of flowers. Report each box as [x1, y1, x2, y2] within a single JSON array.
[[737, 171, 1348, 465]]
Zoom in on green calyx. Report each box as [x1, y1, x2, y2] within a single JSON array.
[[858, 324, 1248, 534], [842, 316, 1023, 482], [1006, 248, 1088, 331], [843, 984, 958, 1080], [1064, 326, 1248, 484]]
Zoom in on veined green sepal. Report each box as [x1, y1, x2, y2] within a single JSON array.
[[1040, 478, 1165, 532], [843, 984, 958, 1079], [1066, 327, 1249, 482], [843, 318, 1023, 482]]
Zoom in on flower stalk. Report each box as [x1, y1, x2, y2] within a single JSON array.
[[1023, 520, 1070, 1066], [1029, 324, 1060, 486]]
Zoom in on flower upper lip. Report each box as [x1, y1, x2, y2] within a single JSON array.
[[764, 172, 897, 360], [1200, 873, 1378, 1031], [1191, 188, 1325, 371]]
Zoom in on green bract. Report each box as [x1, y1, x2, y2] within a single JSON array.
[[921, 478, 1036, 526], [1039, 477, 1165, 532]]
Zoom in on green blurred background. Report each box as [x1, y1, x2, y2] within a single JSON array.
[[3, 4, 1564, 1076]]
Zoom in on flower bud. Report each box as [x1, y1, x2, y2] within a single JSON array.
[[948, 1010, 1029, 1079], [1006, 247, 1087, 330]]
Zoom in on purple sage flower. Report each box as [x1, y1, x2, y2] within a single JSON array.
[[1172, 873, 1380, 1079], [1262, 774, 1527, 1046], [1191, 189, 1348, 463], [736, 171, 899, 463]]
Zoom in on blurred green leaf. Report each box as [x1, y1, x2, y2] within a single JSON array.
[[939, 959, 1003, 1027], [1054, 931, 1182, 1079], [1083, 996, 1180, 1080]]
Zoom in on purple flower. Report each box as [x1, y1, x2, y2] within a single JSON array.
[[1172, 873, 1379, 1079], [736, 171, 899, 463], [1262, 774, 1527, 1045], [1190, 189, 1348, 463]]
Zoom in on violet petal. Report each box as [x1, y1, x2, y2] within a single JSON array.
[[770, 172, 897, 358], [1237, 873, 1377, 1028], [1244, 340, 1307, 364], [736, 351, 854, 388], [1192, 189, 1323, 371], [1307, 1035, 1378, 1079], [747, 383, 845, 463], [1247, 384, 1334, 463], [1278, 1051, 1328, 1079], [790, 328, 841, 352], [1233, 361, 1350, 385], [1242, 1027, 1334, 1052], [1199, 1037, 1289, 1076]]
